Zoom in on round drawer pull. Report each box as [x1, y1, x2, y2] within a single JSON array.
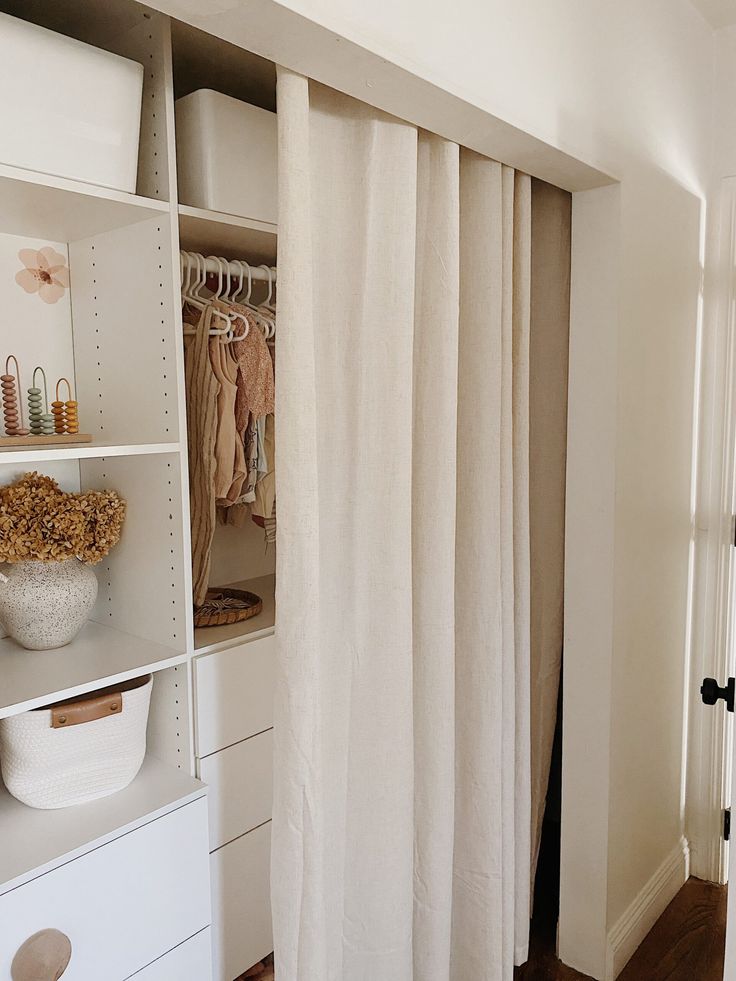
[[11, 928, 72, 980]]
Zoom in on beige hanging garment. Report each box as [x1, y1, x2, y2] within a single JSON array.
[[209, 338, 246, 506], [184, 303, 220, 607]]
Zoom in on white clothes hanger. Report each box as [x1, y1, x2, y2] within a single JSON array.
[[181, 252, 230, 335], [211, 255, 249, 344]]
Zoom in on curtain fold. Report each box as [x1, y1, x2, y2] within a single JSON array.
[[412, 131, 460, 981], [273, 68, 534, 981]]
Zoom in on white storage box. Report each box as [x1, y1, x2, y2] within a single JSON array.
[[0, 13, 144, 193], [0, 674, 152, 809], [176, 89, 277, 223]]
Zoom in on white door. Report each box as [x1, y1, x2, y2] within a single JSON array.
[[725, 692, 736, 976]]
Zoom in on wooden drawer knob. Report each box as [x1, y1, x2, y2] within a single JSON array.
[[11, 929, 71, 980]]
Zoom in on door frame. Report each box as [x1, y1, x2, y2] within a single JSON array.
[[686, 175, 736, 889]]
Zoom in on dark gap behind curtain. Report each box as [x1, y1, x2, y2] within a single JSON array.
[[529, 178, 572, 891]]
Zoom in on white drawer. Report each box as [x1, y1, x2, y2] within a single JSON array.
[[195, 635, 275, 756], [199, 729, 273, 851], [211, 822, 272, 981], [129, 929, 212, 980], [0, 797, 211, 981]]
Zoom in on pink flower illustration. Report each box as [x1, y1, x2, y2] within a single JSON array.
[[15, 247, 70, 304]]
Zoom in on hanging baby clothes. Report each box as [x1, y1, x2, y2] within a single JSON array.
[[251, 412, 275, 540], [183, 303, 221, 607], [209, 336, 247, 506], [226, 300, 275, 529], [230, 304, 274, 424]]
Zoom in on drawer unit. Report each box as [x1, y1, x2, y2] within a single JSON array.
[[0, 797, 211, 981], [211, 821, 273, 981], [195, 635, 276, 756], [199, 728, 273, 851], [129, 929, 212, 980]]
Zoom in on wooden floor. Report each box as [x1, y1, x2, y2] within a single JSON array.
[[515, 876, 727, 981]]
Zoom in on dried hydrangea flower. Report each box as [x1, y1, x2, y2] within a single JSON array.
[[0, 472, 126, 564]]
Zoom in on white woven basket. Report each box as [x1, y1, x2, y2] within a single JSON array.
[[0, 675, 152, 809]]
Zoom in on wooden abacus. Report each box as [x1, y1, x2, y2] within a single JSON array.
[[28, 366, 54, 436], [52, 377, 79, 435], [2, 356, 29, 437], [0, 356, 91, 449]]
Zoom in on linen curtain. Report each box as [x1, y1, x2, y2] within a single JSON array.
[[273, 68, 533, 981]]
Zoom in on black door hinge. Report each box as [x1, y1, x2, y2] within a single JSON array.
[[725, 809, 731, 842], [701, 677, 735, 712]]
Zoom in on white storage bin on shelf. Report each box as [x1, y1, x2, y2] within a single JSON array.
[[175, 89, 277, 222], [0, 13, 143, 193], [0, 674, 152, 809]]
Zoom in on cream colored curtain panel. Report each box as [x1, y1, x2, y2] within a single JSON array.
[[273, 68, 533, 981]]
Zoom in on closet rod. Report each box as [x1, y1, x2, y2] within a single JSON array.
[[181, 253, 276, 283]]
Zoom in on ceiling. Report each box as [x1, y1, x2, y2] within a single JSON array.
[[690, 0, 736, 27]]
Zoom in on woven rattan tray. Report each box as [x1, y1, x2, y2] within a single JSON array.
[[194, 587, 263, 628]]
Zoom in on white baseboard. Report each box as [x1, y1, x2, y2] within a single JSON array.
[[605, 836, 690, 981]]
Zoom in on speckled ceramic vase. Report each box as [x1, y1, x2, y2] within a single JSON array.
[[0, 560, 98, 650]]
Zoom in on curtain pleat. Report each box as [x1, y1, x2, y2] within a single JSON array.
[[412, 132, 460, 981], [274, 69, 534, 981], [513, 174, 533, 964]]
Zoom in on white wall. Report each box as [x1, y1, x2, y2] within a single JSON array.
[[147, 0, 715, 974]]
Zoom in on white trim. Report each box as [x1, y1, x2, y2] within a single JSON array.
[[558, 184, 621, 981], [686, 175, 736, 884], [605, 837, 690, 981], [141, 0, 612, 194]]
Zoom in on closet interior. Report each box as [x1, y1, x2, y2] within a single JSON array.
[[0, 2, 279, 978]]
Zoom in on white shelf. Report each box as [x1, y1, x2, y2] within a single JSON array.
[[0, 162, 170, 242], [194, 573, 276, 654], [178, 204, 277, 264], [0, 756, 206, 895], [0, 622, 187, 720], [0, 441, 181, 466]]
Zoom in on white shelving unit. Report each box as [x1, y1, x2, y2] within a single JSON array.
[[0, 622, 187, 719], [0, 162, 169, 241], [0, 755, 205, 895], [0, 5, 278, 977], [194, 573, 276, 654], [0, 0, 199, 905], [0, 441, 180, 465], [179, 204, 277, 264]]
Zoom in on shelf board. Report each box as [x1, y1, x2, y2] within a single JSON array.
[[178, 204, 277, 264], [0, 621, 187, 720], [194, 572, 275, 653], [0, 756, 205, 895], [0, 440, 181, 466], [0, 162, 170, 242]]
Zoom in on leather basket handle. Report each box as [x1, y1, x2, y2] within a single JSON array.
[[11, 928, 72, 980], [51, 692, 123, 729]]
